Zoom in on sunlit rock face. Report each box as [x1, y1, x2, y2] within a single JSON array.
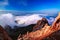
[[44, 13, 60, 40]]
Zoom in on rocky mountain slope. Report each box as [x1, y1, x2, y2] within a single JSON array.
[[0, 25, 12, 40], [17, 13, 60, 40], [0, 13, 60, 40]]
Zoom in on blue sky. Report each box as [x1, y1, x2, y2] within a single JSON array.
[[0, 0, 59, 26], [0, 0, 60, 11]]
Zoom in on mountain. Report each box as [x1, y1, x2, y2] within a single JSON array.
[[4, 17, 49, 40], [17, 13, 60, 40], [5, 17, 49, 40], [33, 18, 49, 31], [5, 18, 49, 40], [4, 24, 35, 40], [0, 25, 12, 40]]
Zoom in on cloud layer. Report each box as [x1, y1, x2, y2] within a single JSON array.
[[0, 13, 17, 28], [0, 13, 42, 28], [0, 12, 55, 28], [15, 14, 42, 27]]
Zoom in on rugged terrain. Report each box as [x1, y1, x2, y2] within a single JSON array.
[[17, 13, 60, 40], [0, 25, 12, 40], [0, 13, 60, 40]]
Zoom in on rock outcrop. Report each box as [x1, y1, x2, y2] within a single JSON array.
[[0, 25, 12, 40], [17, 13, 60, 40], [33, 18, 49, 31]]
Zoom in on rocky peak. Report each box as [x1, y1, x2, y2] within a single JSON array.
[[33, 18, 49, 31]]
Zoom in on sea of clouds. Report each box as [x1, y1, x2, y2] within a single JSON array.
[[0, 13, 55, 28]]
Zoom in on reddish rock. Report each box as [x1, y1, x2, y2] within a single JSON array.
[[0, 25, 12, 40]]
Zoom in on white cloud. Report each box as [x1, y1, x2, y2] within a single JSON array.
[[0, 13, 42, 28], [15, 14, 42, 26], [47, 17, 55, 25], [0, 13, 17, 28], [0, 9, 58, 28]]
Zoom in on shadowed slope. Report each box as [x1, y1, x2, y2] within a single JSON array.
[[33, 18, 49, 31], [0, 25, 12, 40]]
